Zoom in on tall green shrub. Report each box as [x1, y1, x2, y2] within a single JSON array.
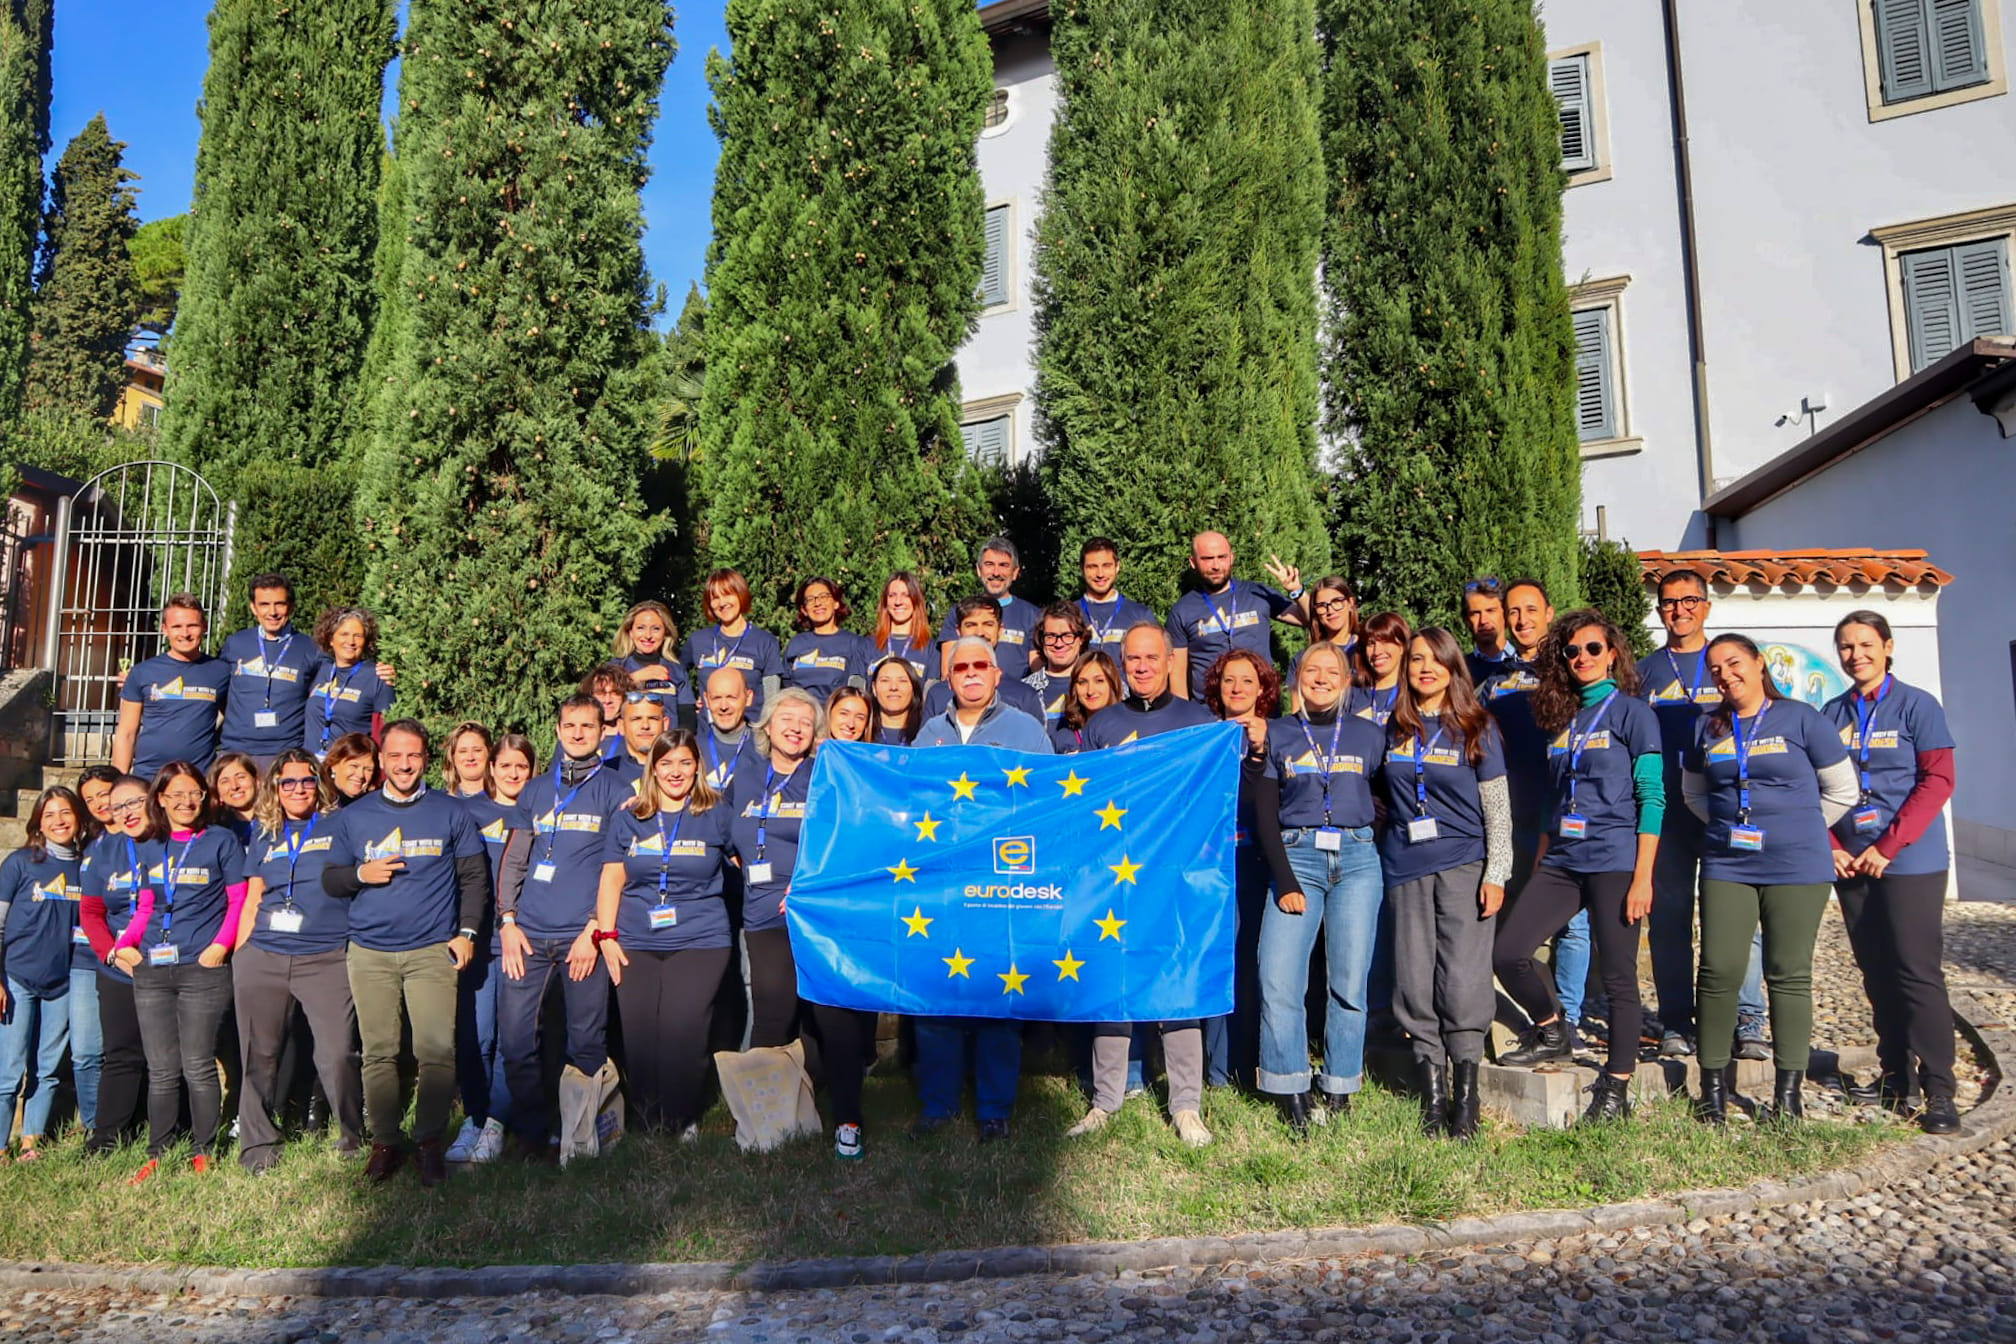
[[1580, 535, 1653, 657], [357, 0, 674, 731], [161, 0, 395, 484], [0, 0, 51, 422], [25, 114, 138, 419], [224, 462, 367, 628], [1033, 0, 1329, 616], [1320, 0, 1581, 631], [700, 0, 991, 631]]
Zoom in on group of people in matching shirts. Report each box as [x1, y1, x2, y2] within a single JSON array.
[[0, 528, 1963, 1187]]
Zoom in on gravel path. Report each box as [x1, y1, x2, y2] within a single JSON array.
[[2, 903, 2013, 1344]]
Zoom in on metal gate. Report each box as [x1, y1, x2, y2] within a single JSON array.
[[42, 461, 235, 765]]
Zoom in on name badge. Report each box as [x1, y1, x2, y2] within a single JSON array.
[[268, 908, 305, 934], [1314, 827, 1343, 853], [73, 927, 91, 945], [1557, 814, 1588, 839], [1407, 816, 1440, 844], [1729, 824, 1766, 853], [531, 862, 557, 884], [647, 904, 677, 930], [748, 861, 774, 885], [254, 710, 279, 729], [1853, 807, 1883, 834], [149, 944, 180, 967]]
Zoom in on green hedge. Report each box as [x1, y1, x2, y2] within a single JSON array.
[[223, 460, 365, 633]]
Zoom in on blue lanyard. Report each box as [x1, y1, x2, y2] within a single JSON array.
[[704, 731, 747, 784], [1853, 675, 1893, 798], [1564, 691, 1619, 811], [1205, 583, 1238, 639], [1664, 647, 1708, 702], [258, 630, 294, 708], [542, 760, 599, 861], [1080, 595, 1126, 645], [1411, 725, 1448, 817], [754, 765, 783, 860], [652, 808, 687, 903], [123, 837, 145, 911], [1298, 714, 1346, 825], [710, 624, 750, 670], [1369, 684, 1397, 723], [158, 834, 201, 940], [280, 814, 318, 905], [1731, 702, 1769, 821], [318, 662, 364, 744]]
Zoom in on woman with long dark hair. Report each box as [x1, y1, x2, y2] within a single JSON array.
[[1380, 628, 1510, 1140], [0, 787, 92, 1159], [1050, 652, 1122, 755], [78, 774, 152, 1155], [1683, 633, 1857, 1125], [1348, 612, 1412, 726], [1823, 610, 1960, 1134], [867, 656, 924, 746], [1491, 611, 1663, 1121]]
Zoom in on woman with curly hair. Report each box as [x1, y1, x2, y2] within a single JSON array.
[[305, 608, 396, 760]]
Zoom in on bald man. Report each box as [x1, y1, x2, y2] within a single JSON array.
[[1164, 532, 1311, 699]]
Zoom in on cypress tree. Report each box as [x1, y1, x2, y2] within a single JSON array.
[[700, 0, 992, 631], [160, 0, 395, 483], [0, 0, 50, 422], [357, 0, 674, 731], [25, 114, 138, 419], [1319, 0, 1581, 630], [1033, 0, 1329, 618]]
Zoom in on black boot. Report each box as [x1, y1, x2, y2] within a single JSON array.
[[1765, 1068, 1806, 1124], [1580, 1073, 1633, 1124], [1848, 1072, 1921, 1116], [1321, 1090, 1350, 1118], [1499, 1018, 1572, 1068], [1694, 1062, 1729, 1126], [1276, 1091, 1312, 1138], [1417, 1059, 1450, 1138], [1449, 1061, 1481, 1141], [1920, 1093, 1960, 1135]]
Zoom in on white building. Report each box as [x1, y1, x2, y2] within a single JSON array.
[[964, 0, 2016, 556]]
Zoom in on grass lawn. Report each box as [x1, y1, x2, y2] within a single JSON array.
[[0, 1075, 1902, 1269]]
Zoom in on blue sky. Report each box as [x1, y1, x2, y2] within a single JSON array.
[[49, 0, 728, 315]]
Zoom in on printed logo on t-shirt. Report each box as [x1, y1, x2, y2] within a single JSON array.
[[478, 817, 508, 844], [533, 808, 605, 835], [998, 628, 1028, 646], [792, 649, 850, 673], [1487, 671, 1540, 697], [1705, 735, 1789, 759], [1650, 682, 1720, 706], [365, 828, 445, 860], [30, 874, 73, 902], [741, 796, 807, 821], [150, 676, 219, 703], [1389, 738, 1461, 767], [1548, 729, 1612, 755], [1840, 726, 1901, 751], [260, 836, 332, 864], [1190, 609, 1261, 637], [699, 651, 756, 673], [235, 657, 301, 683], [1284, 750, 1367, 777], [629, 831, 707, 859], [312, 674, 367, 704], [147, 861, 212, 887]]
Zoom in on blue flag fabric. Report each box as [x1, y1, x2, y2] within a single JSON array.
[[789, 720, 1242, 1022]]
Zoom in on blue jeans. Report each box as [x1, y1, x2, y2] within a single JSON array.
[[1554, 909, 1591, 1024], [914, 1016, 1021, 1122], [67, 967, 102, 1135], [1257, 826, 1382, 1096], [0, 977, 71, 1143], [1650, 814, 1767, 1034], [455, 945, 511, 1127]]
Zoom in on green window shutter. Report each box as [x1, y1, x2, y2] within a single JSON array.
[[1549, 56, 1594, 172], [1571, 307, 1616, 442], [1956, 237, 2011, 340], [980, 205, 1010, 308], [961, 415, 1011, 466], [1902, 246, 1962, 370], [1930, 0, 1990, 91], [1876, 0, 1935, 102]]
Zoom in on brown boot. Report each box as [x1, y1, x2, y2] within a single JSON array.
[[416, 1138, 448, 1189], [364, 1143, 403, 1184]]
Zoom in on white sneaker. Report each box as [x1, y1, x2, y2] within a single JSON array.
[[679, 1122, 700, 1144], [1172, 1109, 1213, 1148], [469, 1118, 506, 1164], [445, 1118, 482, 1163], [1065, 1107, 1115, 1138], [834, 1123, 863, 1160]]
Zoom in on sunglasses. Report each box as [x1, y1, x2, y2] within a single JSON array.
[[623, 691, 659, 704], [950, 660, 993, 675], [1463, 576, 1503, 595], [1563, 640, 1609, 660], [276, 778, 320, 793]]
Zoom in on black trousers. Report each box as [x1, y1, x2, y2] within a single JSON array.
[[1837, 869, 1956, 1099], [810, 1002, 877, 1129], [131, 960, 234, 1158], [88, 973, 145, 1153], [744, 927, 798, 1048], [615, 947, 729, 1132], [498, 938, 609, 1143], [1493, 866, 1643, 1077], [233, 946, 364, 1168]]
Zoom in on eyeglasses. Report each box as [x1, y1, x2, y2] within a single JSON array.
[[1563, 640, 1608, 660], [1313, 598, 1351, 613], [109, 800, 146, 816], [160, 791, 205, 805], [950, 661, 992, 675], [1042, 631, 1081, 645], [1657, 596, 1706, 612], [276, 778, 319, 793], [1463, 577, 1503, 595]]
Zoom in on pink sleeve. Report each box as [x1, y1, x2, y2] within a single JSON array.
[[113, 890, 156, 950], [210, 881, 251, 950]]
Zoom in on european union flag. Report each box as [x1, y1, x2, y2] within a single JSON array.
[[789, 721, 1242, 1022]]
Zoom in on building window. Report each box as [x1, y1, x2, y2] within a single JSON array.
[[1546, 44, 1611, 187], [138, 403, 161, 430], [1860, 0, 2006, 121], [959, 415, 1011, 468], [980, 203, 1011, 310], [1901, 238, 2012, 370], [1566, 274, 1639, 457], [984, 88, 1010, 130]]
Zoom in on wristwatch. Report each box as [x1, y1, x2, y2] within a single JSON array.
[[457, 927, 478, 942], [499, 912, 517, 927]]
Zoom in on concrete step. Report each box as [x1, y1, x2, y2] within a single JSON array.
[[0, 816, 26, 851], [37, 765, 84, 790]]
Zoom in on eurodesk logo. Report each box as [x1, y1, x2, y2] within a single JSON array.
[[966, 836, 1061, 901], [994, 836, 1035, 875]]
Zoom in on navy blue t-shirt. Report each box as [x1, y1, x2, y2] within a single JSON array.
[[77, 832, 138, 983], [1077, 595, 1158, 659], [601, 801, 734, 952], [1082, 693, 1217, 748], [1480, 666, 1549, 839], [325, 788, 485, 952], [218, 626, 324, 755], [728, 760, 812, 933], [1687, 698, 1848, 886], [1464, 647, 1521, 689], [1377, 714, 1507, 886], [621, 651, 694, 717], [1636, 646, 1720, 792], [782, 631, 874, 703], [1166, 582, 1293, 699], [939, 594, 1042, 672], [122, 652, 230, 776], [303, 659, 395, 758], [1023, 669, 1072, 727], [1348, 682, 1402, 727], [1821, 677, 1955, 876], [1268, 712, 1384, 830], [1541, 689, 1661, 874], [246, 814, 348, 956], [869, 632, 933, 684], [1, 849, 85, 995], [697, 726, 757, 795], [454, 792, 518, 952], [1049, 722, 1092, 755], [683, 623, 785, 721], [134, 827, 247, 957], [512, 764, 635, 939]]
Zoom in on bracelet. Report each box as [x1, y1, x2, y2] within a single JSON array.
[[1288, 587, 1306, 600], [591, 928, 621, 945]]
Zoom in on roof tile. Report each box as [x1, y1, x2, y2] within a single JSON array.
[[1638, 548, 1953, 591]]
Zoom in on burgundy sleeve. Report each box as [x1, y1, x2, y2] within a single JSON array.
[[1877, 747, 1955, 860], [80, 895, 115, 961]]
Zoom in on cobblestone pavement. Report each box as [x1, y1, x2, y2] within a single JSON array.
[[2, 903, 2013, 1344]]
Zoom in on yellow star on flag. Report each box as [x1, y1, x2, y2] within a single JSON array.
[[1058, 770, 1088, 797], [1002, 765, 1031, 787], [1095, 800, 1127, 831], [999, 963, 1029, 994], [901, 906, 933, 937], [887, 858, 918, 883], [949, 773, 978, 800], [1095, 908, 1127, 941], [1053, 949, 1085, 981], [1108, 854, 1141, 885], [944, 948, 974, 978], [914, 812, 941, 842]]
